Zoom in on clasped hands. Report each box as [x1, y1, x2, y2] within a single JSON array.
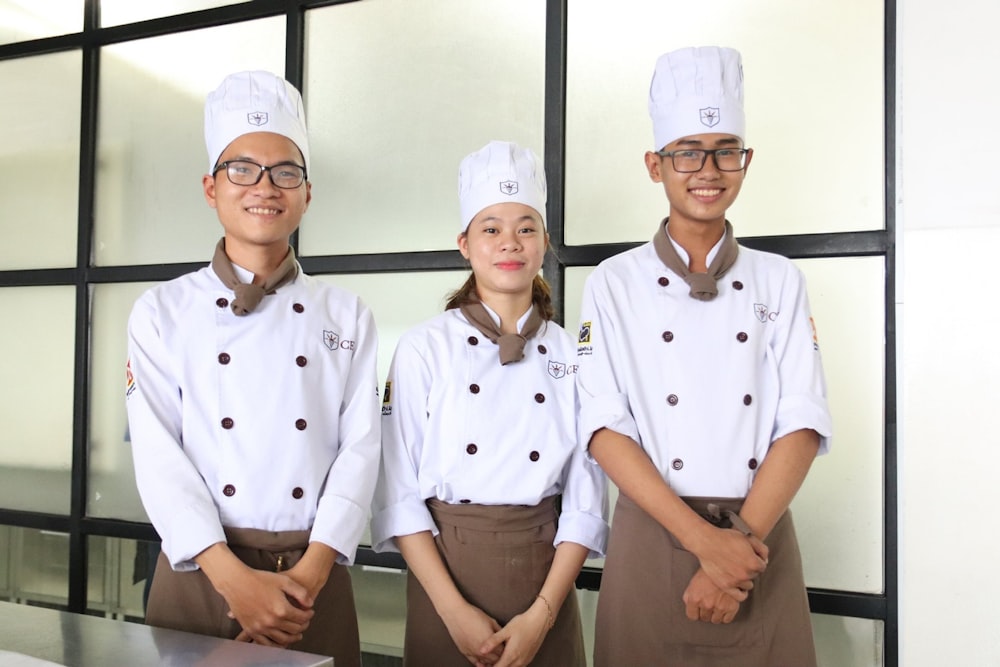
[[442, 596, 552, 667], [226, 562, 320, 647], [683, 525, 769, 625]]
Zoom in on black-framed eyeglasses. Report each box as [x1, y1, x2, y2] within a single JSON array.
[[212, 160, 307, 189], [655, 148, 750, 173]]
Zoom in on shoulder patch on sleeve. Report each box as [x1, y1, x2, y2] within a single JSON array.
[[577, 321, 593, 357], [125, 359, 137, 398], [381, 380, 393, 416]]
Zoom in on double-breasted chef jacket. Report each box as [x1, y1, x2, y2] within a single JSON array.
[[577, 230, 832, 499], [126, 261, 380, 571], [371, 305, 609, 558]]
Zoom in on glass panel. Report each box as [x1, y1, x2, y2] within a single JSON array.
[[565, 256, 885, 594], [0, 527, 69, 608], [353, 565, 406, 658], [814, 614, 884, 667], [577, 588, 598, 665], [93, 18, 285, 267], [564, 0, 883, 244], [86, 537, 157, 621], [0, 0, 81, 44], [303, 0, 545, 255], [792, 257, 884, 594], [101, 0, 245, 27], [0, 51, 81, 269], [88, 282, 158, 522], [0, 286, 75, 514]]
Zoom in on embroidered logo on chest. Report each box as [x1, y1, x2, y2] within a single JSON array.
[[324, 330, 357, 351], [753, 303, 780, 323], [548, 360, 578, 379]]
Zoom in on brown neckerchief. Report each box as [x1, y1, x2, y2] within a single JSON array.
[[459, 300, 545, 365], [210, 238, 299, 316], [652, 218, 739, 301]]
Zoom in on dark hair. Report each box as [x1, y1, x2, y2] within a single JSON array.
[[445, 273, 555, 321]]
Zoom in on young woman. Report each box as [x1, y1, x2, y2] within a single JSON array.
[[372, 141, 608, 667]]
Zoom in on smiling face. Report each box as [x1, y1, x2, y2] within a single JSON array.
[[202, 131, 311, 263], [457, 202, 548, 308], [645, 132, 752, 232]]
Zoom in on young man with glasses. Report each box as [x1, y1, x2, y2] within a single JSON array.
[[577, 47, 832, 666], [125, 71, 379, 667]]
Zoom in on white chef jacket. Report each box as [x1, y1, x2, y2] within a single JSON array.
[[577, 233, 832, 499], [371, 306, 609, 558], [126, 262, 380, 571]]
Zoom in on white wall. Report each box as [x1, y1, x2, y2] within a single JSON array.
[[898, 0, 1000, 664]]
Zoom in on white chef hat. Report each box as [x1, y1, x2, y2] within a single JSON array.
[[458, 140, 547, 232], [204, 70, 310, 173], [648, 46, 745, 150]]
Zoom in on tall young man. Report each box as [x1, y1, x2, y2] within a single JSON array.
[[577, 47, 832, 666]]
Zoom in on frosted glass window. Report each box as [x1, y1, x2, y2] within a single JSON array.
[[793, 257, 884, 594], [0, 51, 80, 269], [0, 286, 75, 515], [93, 18, 284, 267], [353, 565, 406, 658], [316, 271, 466, 389], [101, 0, 245, 27], [0, 527, 69, 608], [86, 537, 156, 620], [303, 0, 545, 256], [88, 282, 158, 522], [564, 255, 885, 594], [813, 614, 884, 667], [564, 1, 883, 244], [0, 1, 81, 44]]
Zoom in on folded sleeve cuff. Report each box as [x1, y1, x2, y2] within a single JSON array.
[[369, 498, 438, 554], [161, 511, 227, 572], [310, 495, 369, 566], [579, 392, 641, 460], [773, 393, 833, 455], [554, 510, 610, 559]]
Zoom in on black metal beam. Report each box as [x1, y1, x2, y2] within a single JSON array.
[[881, 0, 899, 664], [0, 510, 72, 533], [80, 518, 159, 543], [0, 0, 361, 61], [66, 0, 100, 613], [558, 229, 889, 269], [0, 268, 78, 287], [542, 0, 568, 325], [299, 250, 467, 275]]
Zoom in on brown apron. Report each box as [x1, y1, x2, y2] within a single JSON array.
[[146, 527, 361, 667], [403, 497, 586, 667], [594, 495, 816, 667]]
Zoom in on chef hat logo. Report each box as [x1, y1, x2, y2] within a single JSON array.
[[204, 70, 310, 173], [700, 107, 720, 127], [458, 140, 546, 232], [648, 46, 745, 149]]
